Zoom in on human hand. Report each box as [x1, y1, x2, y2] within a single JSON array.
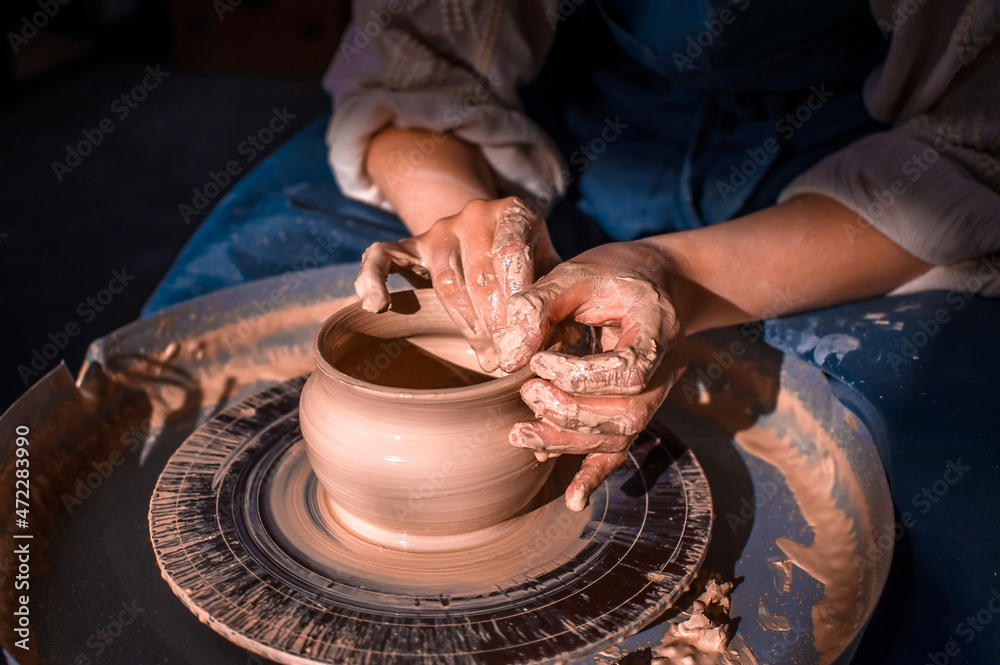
[[354, 196, 560, 371], [496, 242, 689, 511]]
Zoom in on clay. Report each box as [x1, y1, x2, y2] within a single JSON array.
[[651, 577, 733, 665], [756, 601, 793, 632], [490, 199, 534, 300], [333, 332, 492, 389], [496, 265, 667, 397], [267, 443, 593, 591], [734, 390, 874, 664], [149, 379, 714, 665], [299, 289, 555, 550]]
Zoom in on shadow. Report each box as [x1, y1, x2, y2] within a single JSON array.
[[387, 289, 422, 314], [660, 329, 783, 581], [621, 421, 688, 498]]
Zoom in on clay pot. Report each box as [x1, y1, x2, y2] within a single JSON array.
[[299, 290, 554, 550]]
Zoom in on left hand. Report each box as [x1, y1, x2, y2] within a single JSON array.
[[354, 197, 560, 371], [496, 242, 689, 511]]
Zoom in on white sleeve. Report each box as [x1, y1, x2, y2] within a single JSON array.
[[779, 0, 1000, 296], [323, 0, 567, 213]]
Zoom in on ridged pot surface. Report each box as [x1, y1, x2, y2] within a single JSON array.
[[299, 290, 554, 549]]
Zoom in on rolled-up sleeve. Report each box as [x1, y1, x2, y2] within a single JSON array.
[[779, 0, 1000, 296], [323, 0, 566, 213]]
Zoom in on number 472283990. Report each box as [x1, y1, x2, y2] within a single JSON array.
[[15, 425, 30, 528]]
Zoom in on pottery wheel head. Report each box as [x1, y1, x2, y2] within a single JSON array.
[[148, 376, 713, 665]]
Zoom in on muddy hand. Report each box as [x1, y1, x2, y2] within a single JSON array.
[[497, 244, 688, 511], [355, 197, 560, 372]]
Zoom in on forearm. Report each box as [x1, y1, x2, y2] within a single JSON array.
[[635, 193, 933, 334], [366, 126, 498, 235]]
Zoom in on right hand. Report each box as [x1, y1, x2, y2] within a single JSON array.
[[354, 196, 561, 371], [495, 242, 689, 511]]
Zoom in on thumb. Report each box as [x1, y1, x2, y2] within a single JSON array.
[[496, 262, 599, 372]]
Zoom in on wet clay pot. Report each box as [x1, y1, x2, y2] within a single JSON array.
[[299, 290, 555, 550]]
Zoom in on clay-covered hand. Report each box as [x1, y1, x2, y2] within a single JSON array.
[[496, 242, 688, 511], [355, 197, 560, 371]]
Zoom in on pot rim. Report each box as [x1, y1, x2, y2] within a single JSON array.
[[310, 289, 533, 399]]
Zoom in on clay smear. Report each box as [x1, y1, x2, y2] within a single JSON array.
[[734, 390, 874, 664], [497, 264, 666, 396], [96, 299, 348, 464], [653, 577, 734, 665]]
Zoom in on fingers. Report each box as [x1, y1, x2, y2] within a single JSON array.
[[462, 240, 506, 339], [510, 420, 633, 454], [459, 199, 543, 340], [496, 265, 593, 371], [491, 200, 535, 299], [530, 346, 658, 396], [533, 275, 666, 395], [429, 249, 499, 371], [355, 240, 427, 312], [565, 452, 629, 512], [518, 378, 665, 436], [497, 263, 671, 395]]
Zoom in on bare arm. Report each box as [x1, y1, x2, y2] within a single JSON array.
[[498, 193, 932, 511], [639, 192, 932, 334], [357, 126, 560, 370], [365, 126, 498, 234]]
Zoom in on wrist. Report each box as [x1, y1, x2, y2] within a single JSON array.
[[367, 126, 497, 234], [630, 238, 697, 335]]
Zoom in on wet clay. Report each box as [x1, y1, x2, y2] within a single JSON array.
[[652, 577, 735, 665], [300, 290, 555, 550], [332, 332, 492, 389], [734, 390, 873, 664], [266, 441, 592, 594], [149, 374, 713, 665]]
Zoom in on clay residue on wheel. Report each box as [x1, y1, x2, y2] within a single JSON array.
[[97, 299, 351, 462], [653, 577, 734, 664], [735, 390, 874, 664]]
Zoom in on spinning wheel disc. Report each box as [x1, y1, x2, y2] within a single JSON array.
[[149, 376, 712, 664]]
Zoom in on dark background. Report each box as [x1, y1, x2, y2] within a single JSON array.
[[1, 0, 351, 412]]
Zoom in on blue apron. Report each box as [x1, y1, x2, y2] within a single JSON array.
[[523, 0, 888, 240]]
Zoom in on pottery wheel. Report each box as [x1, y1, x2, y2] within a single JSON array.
[[148, 376, 712, 665]]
